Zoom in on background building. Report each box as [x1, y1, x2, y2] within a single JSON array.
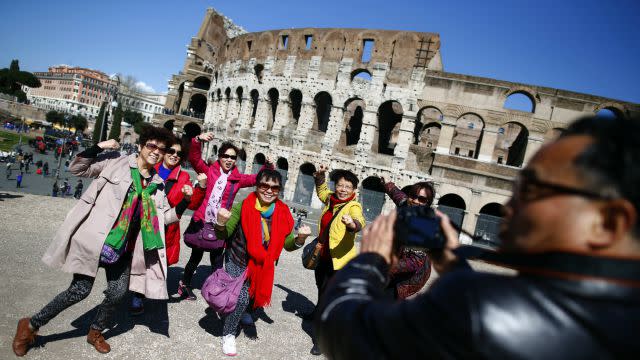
[[117, 87, 166, 123], [154, 8, 640, 246]]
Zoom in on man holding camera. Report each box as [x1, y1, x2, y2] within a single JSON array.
[[315, 115, 640, 359]]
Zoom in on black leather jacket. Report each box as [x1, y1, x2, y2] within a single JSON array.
[[315, 252, 640, 360]]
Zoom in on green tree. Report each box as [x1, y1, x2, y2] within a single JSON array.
[[108, 103, 123, 141], [0, 60, 41, 102], [46, 110, 64, 126], [70, 114, 88, 134], [93, 102, 107, 144], [123, 109, 144, 127]]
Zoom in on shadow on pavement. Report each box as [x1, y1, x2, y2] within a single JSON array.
[[0, 192, 24, 201], [274, 283, 314, 339], [199, 307, 223, 337]]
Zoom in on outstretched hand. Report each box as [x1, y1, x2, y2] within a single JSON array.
[[181, 185, 193, 201], [97, 139, 120, 150], [314, 164, 328, 177]]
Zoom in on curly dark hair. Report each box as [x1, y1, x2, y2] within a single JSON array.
[[137, 124, 175, 149], [218, 141, 240, 158], [561, 114, 640, 236]]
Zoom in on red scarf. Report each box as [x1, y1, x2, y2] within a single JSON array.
[[240, 192, 293, 308], [319, 193, 356, 258]]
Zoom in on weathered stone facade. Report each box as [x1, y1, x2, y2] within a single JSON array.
[[154, 8, 640, 243]]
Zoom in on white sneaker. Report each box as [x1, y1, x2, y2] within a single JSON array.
[[222, 334, 237, 356]]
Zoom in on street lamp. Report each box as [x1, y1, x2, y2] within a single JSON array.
[[99, 75, 120, 142]]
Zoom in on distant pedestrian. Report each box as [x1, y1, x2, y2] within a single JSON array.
[[43, 162, 49, 176], [62, 179, 70, 197], [64, 160, 70, 172], [25, 161, 30, 173], [52, 182, 59, 197], [16, 172, 23, 188], [73, 180, 83, 199], [19, 159, 24, 171]]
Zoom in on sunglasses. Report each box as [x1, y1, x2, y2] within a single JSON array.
[[514, 168, 616, 203], [166, 148, 185, 157], [220, 154, 237, 160], [257, 183, 281, 193], [414, 195, 430, 204], [144, 143, 167, 154]]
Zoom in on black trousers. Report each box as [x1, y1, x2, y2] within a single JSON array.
[[182, 247, 225, 286], [314, 259, 335, 305]]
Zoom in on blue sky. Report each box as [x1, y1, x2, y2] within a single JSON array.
[[1, 0, 638, 103]]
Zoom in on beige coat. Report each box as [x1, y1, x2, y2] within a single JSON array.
[[41, 152, 179, 300]]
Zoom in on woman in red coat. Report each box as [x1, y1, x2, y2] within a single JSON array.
[[130, 140, 206, 315]]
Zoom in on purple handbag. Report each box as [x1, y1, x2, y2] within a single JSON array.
[[183, 221, 225, 250], [201, 267, 247, 315]]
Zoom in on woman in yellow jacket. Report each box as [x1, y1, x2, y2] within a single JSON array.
[[309, 164, 365, 356]]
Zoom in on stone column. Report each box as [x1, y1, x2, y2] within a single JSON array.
[[523, 134, 544, 166], [392, 112, 416, 169], [178, 82, 193, 112], [463, 189, 482, 241], [204, 97, 217, 128], [355, 105, 379, 162], [477, 127, 499, 162], [273, 99, 291, 131], [236, 97, 252, 134], [435, 115, 456, 155], [254, 97, 270, 131], [321, 106, 345, 156]]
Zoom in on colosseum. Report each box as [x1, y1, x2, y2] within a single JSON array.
[[153, 8, 640, 246]]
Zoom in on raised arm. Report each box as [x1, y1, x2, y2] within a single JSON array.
[[380, 176, 409, 207], [214, 202, 242, 239], [69, 139, 122, 178], [238, 157, 276, 188], [314, 164, 332, 203], [188, 133, 214, 175], [187, 173, 208, 210]]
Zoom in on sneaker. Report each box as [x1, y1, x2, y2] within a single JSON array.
[[130, 296, 144, 316], [177, 280, 197, 300], [222, 334, 237, 356]]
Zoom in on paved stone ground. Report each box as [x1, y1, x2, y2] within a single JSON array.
[[0, 191, 511, 360]]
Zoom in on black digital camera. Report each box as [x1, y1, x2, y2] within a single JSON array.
[[394, 205, 446, 250]]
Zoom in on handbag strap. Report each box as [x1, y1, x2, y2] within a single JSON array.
[[319, 201, 351, 246]]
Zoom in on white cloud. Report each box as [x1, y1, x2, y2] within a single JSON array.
[[134, 81, 156, 94]]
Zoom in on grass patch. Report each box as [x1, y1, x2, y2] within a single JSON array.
[[0, 129, 33, 152]]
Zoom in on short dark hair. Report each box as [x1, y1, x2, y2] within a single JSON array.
[[331, 169, 359, 189], [138, 125, 175, 149], [218, 142, 240, 158], [561, 115, 640, 236], [405, 181, 435, 206], [256, 168, 282, 186]]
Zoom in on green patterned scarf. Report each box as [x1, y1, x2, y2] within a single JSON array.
[[103, 167, 164, 251]]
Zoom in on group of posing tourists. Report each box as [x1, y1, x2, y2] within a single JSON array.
[[11, 125, 435, 357]]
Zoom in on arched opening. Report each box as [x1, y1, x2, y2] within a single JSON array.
[[188, 93, 207, 118], [414, 107, 443, 145], [376, 101, 403, 155], [417, 123, 441, 148], [437, 194, 466, 228], [289, 89, 302, 124], [250, 89, 259, 127], [224, 87, 231, 100], [361, 176, 385, 222], [475, 203, 505, 247], [175, 82, 185, 112], [313, 92, 332, 132], [504, 92, 535, 113], [340, 98, 365, 148], [494, 122, 529, 167], [267, 88, 279, 130], [596, 107, 621, 119], [451, 113, 484, 159], [193, 76, 211, 91], [236, 87, 243, 105], [254, 64, 264, 84], [351, 69, 372, 82], [236, 148, 247, 173], [293, 162, 317, 206], [251, 153, 266, 174], [163, 120, 175, 132], [183, 122, 202, 138], [276, 157, 288, 190], [216, 88, 222, 101]]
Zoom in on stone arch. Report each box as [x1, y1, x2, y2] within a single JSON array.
[[236, 148, 247, 173], [188, 93, 207, 117], [289, 89, 303, 124], [293, 162, 317, 206], [501, 87, 540, 110], [250, 89, 259, 127], [252, 152, 266, 174], [183, 122, 202, 139], [350, 69, 372, 82], [313, 91, 333, 132], [504, 91, 536, 113], [276, 157, 289, 190], [543, 127, 565, 144], [437, 193, 466, 228], [192, 76, 211, 91], [451, 113, 484, 159], [414, 106, 443, 145], [595, 103, 626, 119], [267, 88, 279, 130], [163, 120, 175, 132], [475, 202, 505, 246], [235, 86, 243, 105], [494, 122, 529, 167], [254, 64, 264, 84], [375, 100, 403, 155], [361, 176, 386, 222], [224, 87, 231, 100], [216, 88, 222, 100], [340, 97, 365, 147], [175, 82, 185, 112], [321, 31, 346, 61]]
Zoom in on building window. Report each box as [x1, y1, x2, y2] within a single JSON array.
[[305, 35, 313, 50], [497, 156, 504, 164]]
